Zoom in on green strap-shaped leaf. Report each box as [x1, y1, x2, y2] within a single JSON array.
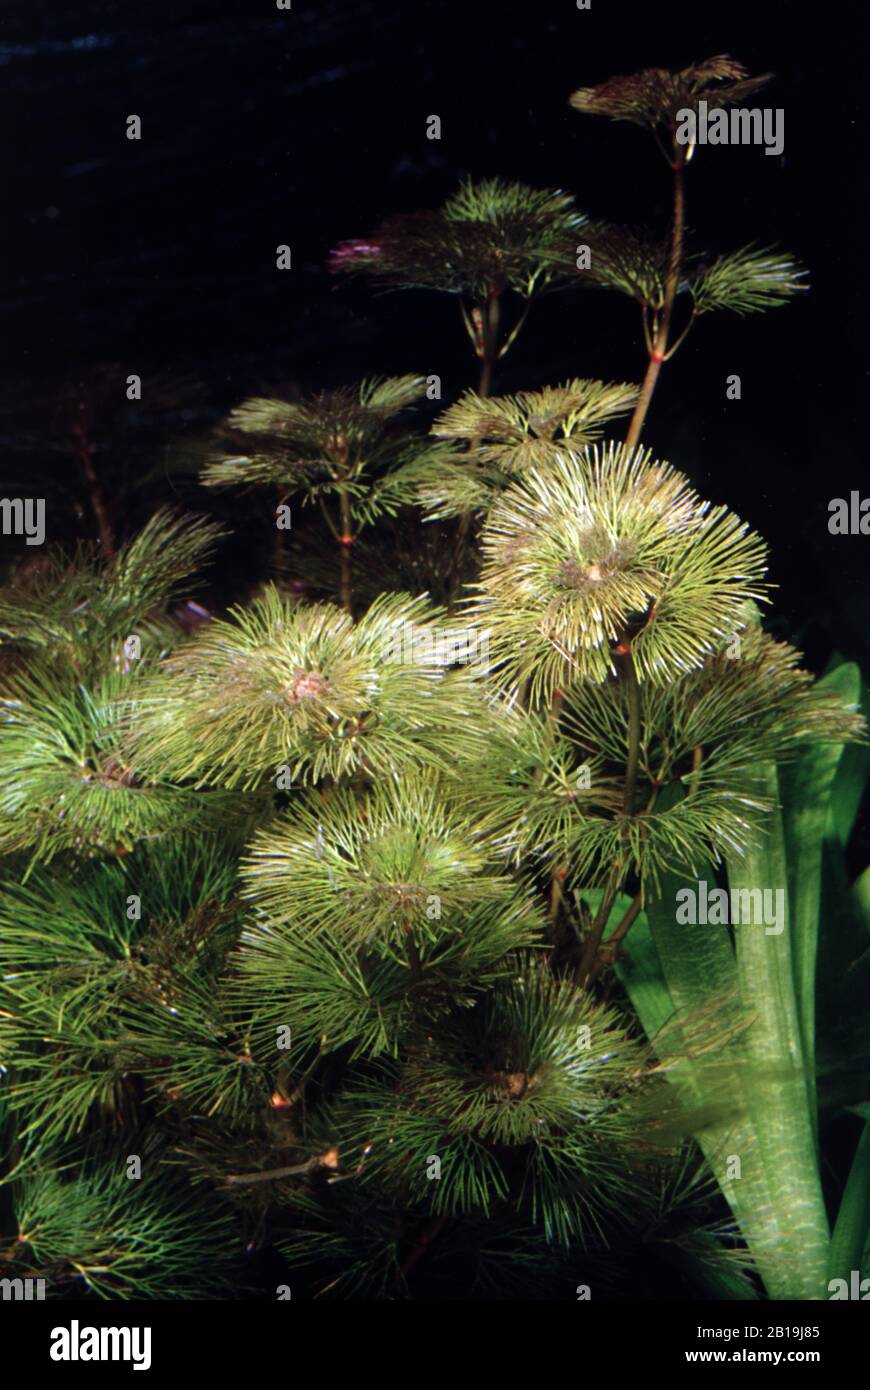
[[637, 813, 807, 1295], [828, 1121, 870, 1286], [780, 661, 862, 1136], [613, 853, 775, 1288], [821, 659, 870, 849], [725, 761, 830, 1299]]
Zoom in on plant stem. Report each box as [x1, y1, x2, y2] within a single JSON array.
[[688, 744, 703, 795], [662, 312, 696, 361], [450, 517, 472, 611], [549, 872, 564, 921], [405, 923, 422, 982], [449, 290, 501, 606], [574, 868, 619, 988], [398, 1214, 448, 1287], [477, 289, 501, 399], [497, 300, 531, 359], [586, 889, 643, 986], [339, 517, 353, 614], [575, 647, 642, 984], [623, 154, 686, 454], [338, 486, 354, 617], [620, 649, 641, 815], [72, 422, 115, 558], [223, 1158, 319, 1187], [545, 688, 566, 923], [331, 437, 355, 615], [319, 497, 340, 541]]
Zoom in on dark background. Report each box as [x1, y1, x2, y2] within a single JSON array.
[[1, 0, 868, 665]]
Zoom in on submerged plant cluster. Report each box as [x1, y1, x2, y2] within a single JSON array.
[[0, 56, 867, 1302]]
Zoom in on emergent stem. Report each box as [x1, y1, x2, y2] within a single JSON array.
[[449, 289, 501, 607], [73, 423, 115, 558], [623, 154, 686, 454], [338, 482, 354, 616], [477, 288, 501, 399]]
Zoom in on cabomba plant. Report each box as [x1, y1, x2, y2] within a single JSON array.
[[1, 56, 868, 1301], [200, 377, 452, 613]]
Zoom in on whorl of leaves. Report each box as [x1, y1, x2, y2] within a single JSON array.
[[436, 379, 639, 468], [689, 246, 808, 317], [410, 379, 639, 520], [580, 223, 671, 308], [238, 774, 522, 942], [466, 444, 769, 701], [0, 508, 223, 662], [575, 229, 806, 322], [0, 662, 241, 866], [276, 1183, 599, 1298], [200, 376, 439, 527], [569, 56, 772, 137], [436, 611, 864, 893], [605, 619, 860, 768], [0, 840, 267, 1143], [4, 1139, 241, 1298], [550, 617, 863, 885], [329, 178, 585, 301], [563, 612, 865, 776], [0, 511, 249, 865], [328, 956, 665, 1244], [125, 588, 491, 789], [453, 702, 769, 892], [454, 697, 626, 866], [235, 893, 542, 1063]]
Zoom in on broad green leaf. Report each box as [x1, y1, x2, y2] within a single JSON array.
[[612, 838, 773, 1277], [725, 762, 830, 1299], [780, 662, 862, 1113], [821, 658, 870, 849], [828, 1122, 870, 1285]]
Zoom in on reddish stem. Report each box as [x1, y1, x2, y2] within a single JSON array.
[[72, 423, 115, 558], [623, 156, 686, 454]]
